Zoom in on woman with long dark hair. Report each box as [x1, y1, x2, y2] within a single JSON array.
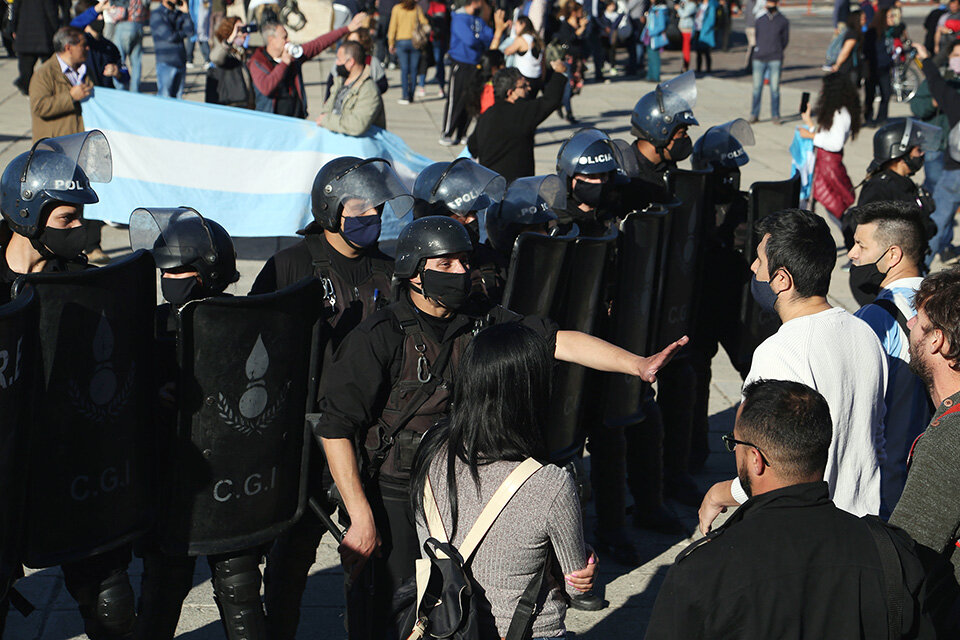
[[411, 323, 597, 639], [831, 9, 864, 86], [800, 71, 861, 226]]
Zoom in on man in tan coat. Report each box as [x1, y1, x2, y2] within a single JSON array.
[[316, 41, 385, 136], [29, 26, 93, 142]]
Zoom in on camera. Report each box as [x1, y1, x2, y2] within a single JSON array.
[[240, 23, 259, 33]]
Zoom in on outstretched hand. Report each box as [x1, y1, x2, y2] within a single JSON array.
[[637, 335, 689, 382]]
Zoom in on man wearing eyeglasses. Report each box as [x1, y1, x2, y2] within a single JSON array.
[[645, 379, 957, 639], [698, 208, 889, 533]]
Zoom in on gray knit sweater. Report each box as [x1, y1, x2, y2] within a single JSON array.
[[416, 456, 586, 638]]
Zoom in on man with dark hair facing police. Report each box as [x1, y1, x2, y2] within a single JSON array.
[[647, 379, 957, 639], [250, 156, 413, 640], [317, 216, 689, 637]]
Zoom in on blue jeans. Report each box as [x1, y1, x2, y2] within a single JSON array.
[[156, 61, 186, 99], [647, 47, 661, 81], [923, 149, 944, 195], [751, 58, 781, 119], [396, 39, 420, 101], [111, 21, 144, 92], [929, 167, 960, 260]]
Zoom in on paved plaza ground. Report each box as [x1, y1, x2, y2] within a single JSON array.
[[0, 3, 950, 638]]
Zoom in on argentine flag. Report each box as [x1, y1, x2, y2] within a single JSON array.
[[81, 88, 434, 240]]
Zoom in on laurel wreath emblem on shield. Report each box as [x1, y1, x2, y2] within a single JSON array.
[[67, 363, 137, 423], [216, 380, 291, 436]]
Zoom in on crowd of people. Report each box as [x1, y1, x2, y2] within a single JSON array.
[[3, 1, 960, 640]]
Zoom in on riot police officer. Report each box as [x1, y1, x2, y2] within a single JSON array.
[[555, 128, 624, 236], [412, 158, 508, 303], [484, 174, 565, 262], [250, 157, 413, 640], [688, 119, 756, 471], [128, 208, 270, 640], [0, 131, 137, 639], [317, 216, 688, 638]]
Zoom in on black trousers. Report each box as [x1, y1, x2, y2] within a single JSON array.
[[15, 52, 48, 91], [441, 61, 479, 142], [865, 68, 893, 123], [61, 545, 136, 640]]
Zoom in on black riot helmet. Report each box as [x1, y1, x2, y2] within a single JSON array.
[[630, 71, 699, 149], [0, 130, 112, 238], [412, 158, 507, 218], [486, 175, 564, 252], [869, 118, 941, 174], [304, 156, 414, 234], [129, 207, 240, 294], [555, 128, 622, 185], [394, 216, 474, 279], [691, 119, 755, 171]]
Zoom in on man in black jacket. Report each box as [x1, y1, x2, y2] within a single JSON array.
[[467, 61, 567, 183], [646, 378, 959, 640], [10, 0, 70, 94]]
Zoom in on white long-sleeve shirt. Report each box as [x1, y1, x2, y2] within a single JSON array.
[[812, 106, 851, 153], [731, 307, 888, 516]]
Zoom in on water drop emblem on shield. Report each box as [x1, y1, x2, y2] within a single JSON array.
[[67, 314, 136, 422], [217, 334, 291, 436]]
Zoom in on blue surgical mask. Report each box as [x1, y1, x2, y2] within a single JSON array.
[[341, 215, 382, 249], [750, 273, 780, 313]]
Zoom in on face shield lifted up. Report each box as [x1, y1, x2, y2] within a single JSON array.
[[486, 175, 565, 252], [692, 118, 755, 171], [413, 159, 507, 217], [630, 71, 699, 151], [325, 158, 416, 220]]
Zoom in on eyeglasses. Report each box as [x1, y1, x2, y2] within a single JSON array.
[[721, 432, 772, 467]]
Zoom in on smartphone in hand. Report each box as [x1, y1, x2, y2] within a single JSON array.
[[799, 91, 810, 114]]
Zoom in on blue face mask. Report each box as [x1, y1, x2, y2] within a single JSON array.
[[341, 215, 382, 249], [750, 273, 780, 313]]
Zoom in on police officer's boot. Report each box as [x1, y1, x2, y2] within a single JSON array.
[[134, 552, 195, 640], [211, 554, 267, 640], [62, 549, 137, 639], [263, 513, 327, 640]]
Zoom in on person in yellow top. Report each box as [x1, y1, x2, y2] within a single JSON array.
[[388, 0, 428, 104]]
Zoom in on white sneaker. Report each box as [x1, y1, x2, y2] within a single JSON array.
[[438, 136, 456, 146], [416, 87, 426, 98], [186, 61, 196, 70], [397, 98, 411, 105]]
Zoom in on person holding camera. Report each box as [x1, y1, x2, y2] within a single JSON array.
[[206, 16, 255, 108], [248, 12, 367, 117], [150, 0, 195, 99]]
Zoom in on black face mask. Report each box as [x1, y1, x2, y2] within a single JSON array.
[[767, 5, 778, 13], [848, 250, 890, 307], [161, 277, 209, 307], [667, 136, 693, 162], [572, 180, 605, 207], [335, 63, 350, 78], [33, 225, 87, 260], [464, 219, 481, 248], [903, 154, 924, 175], [415, 269, 471, 310]]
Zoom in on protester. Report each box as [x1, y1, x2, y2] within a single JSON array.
[[933, 0, 960, 64], [416, 0, 449, 98], [716, 0, 731, 51], [339, 27, 388, 95], [411, 323, 598, 639], [925, 0, 950, 53], [150, 0, 195, 99], [863, 7, 903, 126], [648, 379, 957, 639], [70, 1, 127, 90], [799, 72, 861, 225], [847, 202, 931, 517], [909, 39, 960, 198], [10, 0, 70, 95], [109, 0, 149, 93], [503, 15, 543, 90], [185, 0, 211, 70], [699, 209, 888, 531], [677, 0, 696, 73], [205, 17, 254, 108], [890, 267, 960, 582], [316, 41, 385, 136], [692, 0, 716, 75], [645, 0, 669, 82], [387, 0, 428, 104], [466, 61, 566, 183], [469, 49, 504, 117], [831, 9, 863, 85], [742, 0, 759, 71], [749, 0, 788, 125], [29, 26, 91, 141], [913, 43, 960, 264], [248, 12, 366, 117], [553, 1, 588, 122]]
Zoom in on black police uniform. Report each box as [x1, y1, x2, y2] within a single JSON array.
[[315, 291, 557, 637], [859, 168, 922, 205], [250, 232, 393, 640], [0, 226, 89, 304], [136, 302, 269, 640]]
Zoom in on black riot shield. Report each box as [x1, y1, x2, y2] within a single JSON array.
[[0, 290, 37, 596], [545, 229, 618, 463], [657, 168, 712, 353], [602, 207, 671, 427], [14, 251, 156, 568], [501, 228, 578, 317], [734, 174, 801, 366], [159, 278, 324, 556]]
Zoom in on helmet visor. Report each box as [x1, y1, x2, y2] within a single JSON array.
[[429, 159, 507, 213], [329, 158, 414, 219], [701, 118, 755, 167], [902, 118, 941, 153], [129, 207, 217, 271], [499, 175, 565, 224], [22, 130, 112, 205]]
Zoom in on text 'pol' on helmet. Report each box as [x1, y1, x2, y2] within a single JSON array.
[[691, 118, 755, 171], [412, 158, 507, 218], [129, 207, 240, 294], [486, 175, 565, 252], [305, 156, 415, 234], [394, 216, 474, 279], [630, 70, 699, 148], [869, 118, 941, 173], [0, 130, 112, 238], [556, 127, 622, 184]]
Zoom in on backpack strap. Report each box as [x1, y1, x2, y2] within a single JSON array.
[[504, 561, 548, 640], [423, 475, 448, 543], [873, 297, 911, 338], [304, 235, 337, 307], [863, 515, 904, 640]]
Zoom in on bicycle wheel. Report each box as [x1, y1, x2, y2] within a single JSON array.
[[893, 64, 922, 102]]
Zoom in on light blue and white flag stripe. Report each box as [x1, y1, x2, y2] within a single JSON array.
[[81, 88, 435, 239]]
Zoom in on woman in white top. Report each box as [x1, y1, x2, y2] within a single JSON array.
[[799, 71, 862, 225], [504, 16, 543, 91]]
